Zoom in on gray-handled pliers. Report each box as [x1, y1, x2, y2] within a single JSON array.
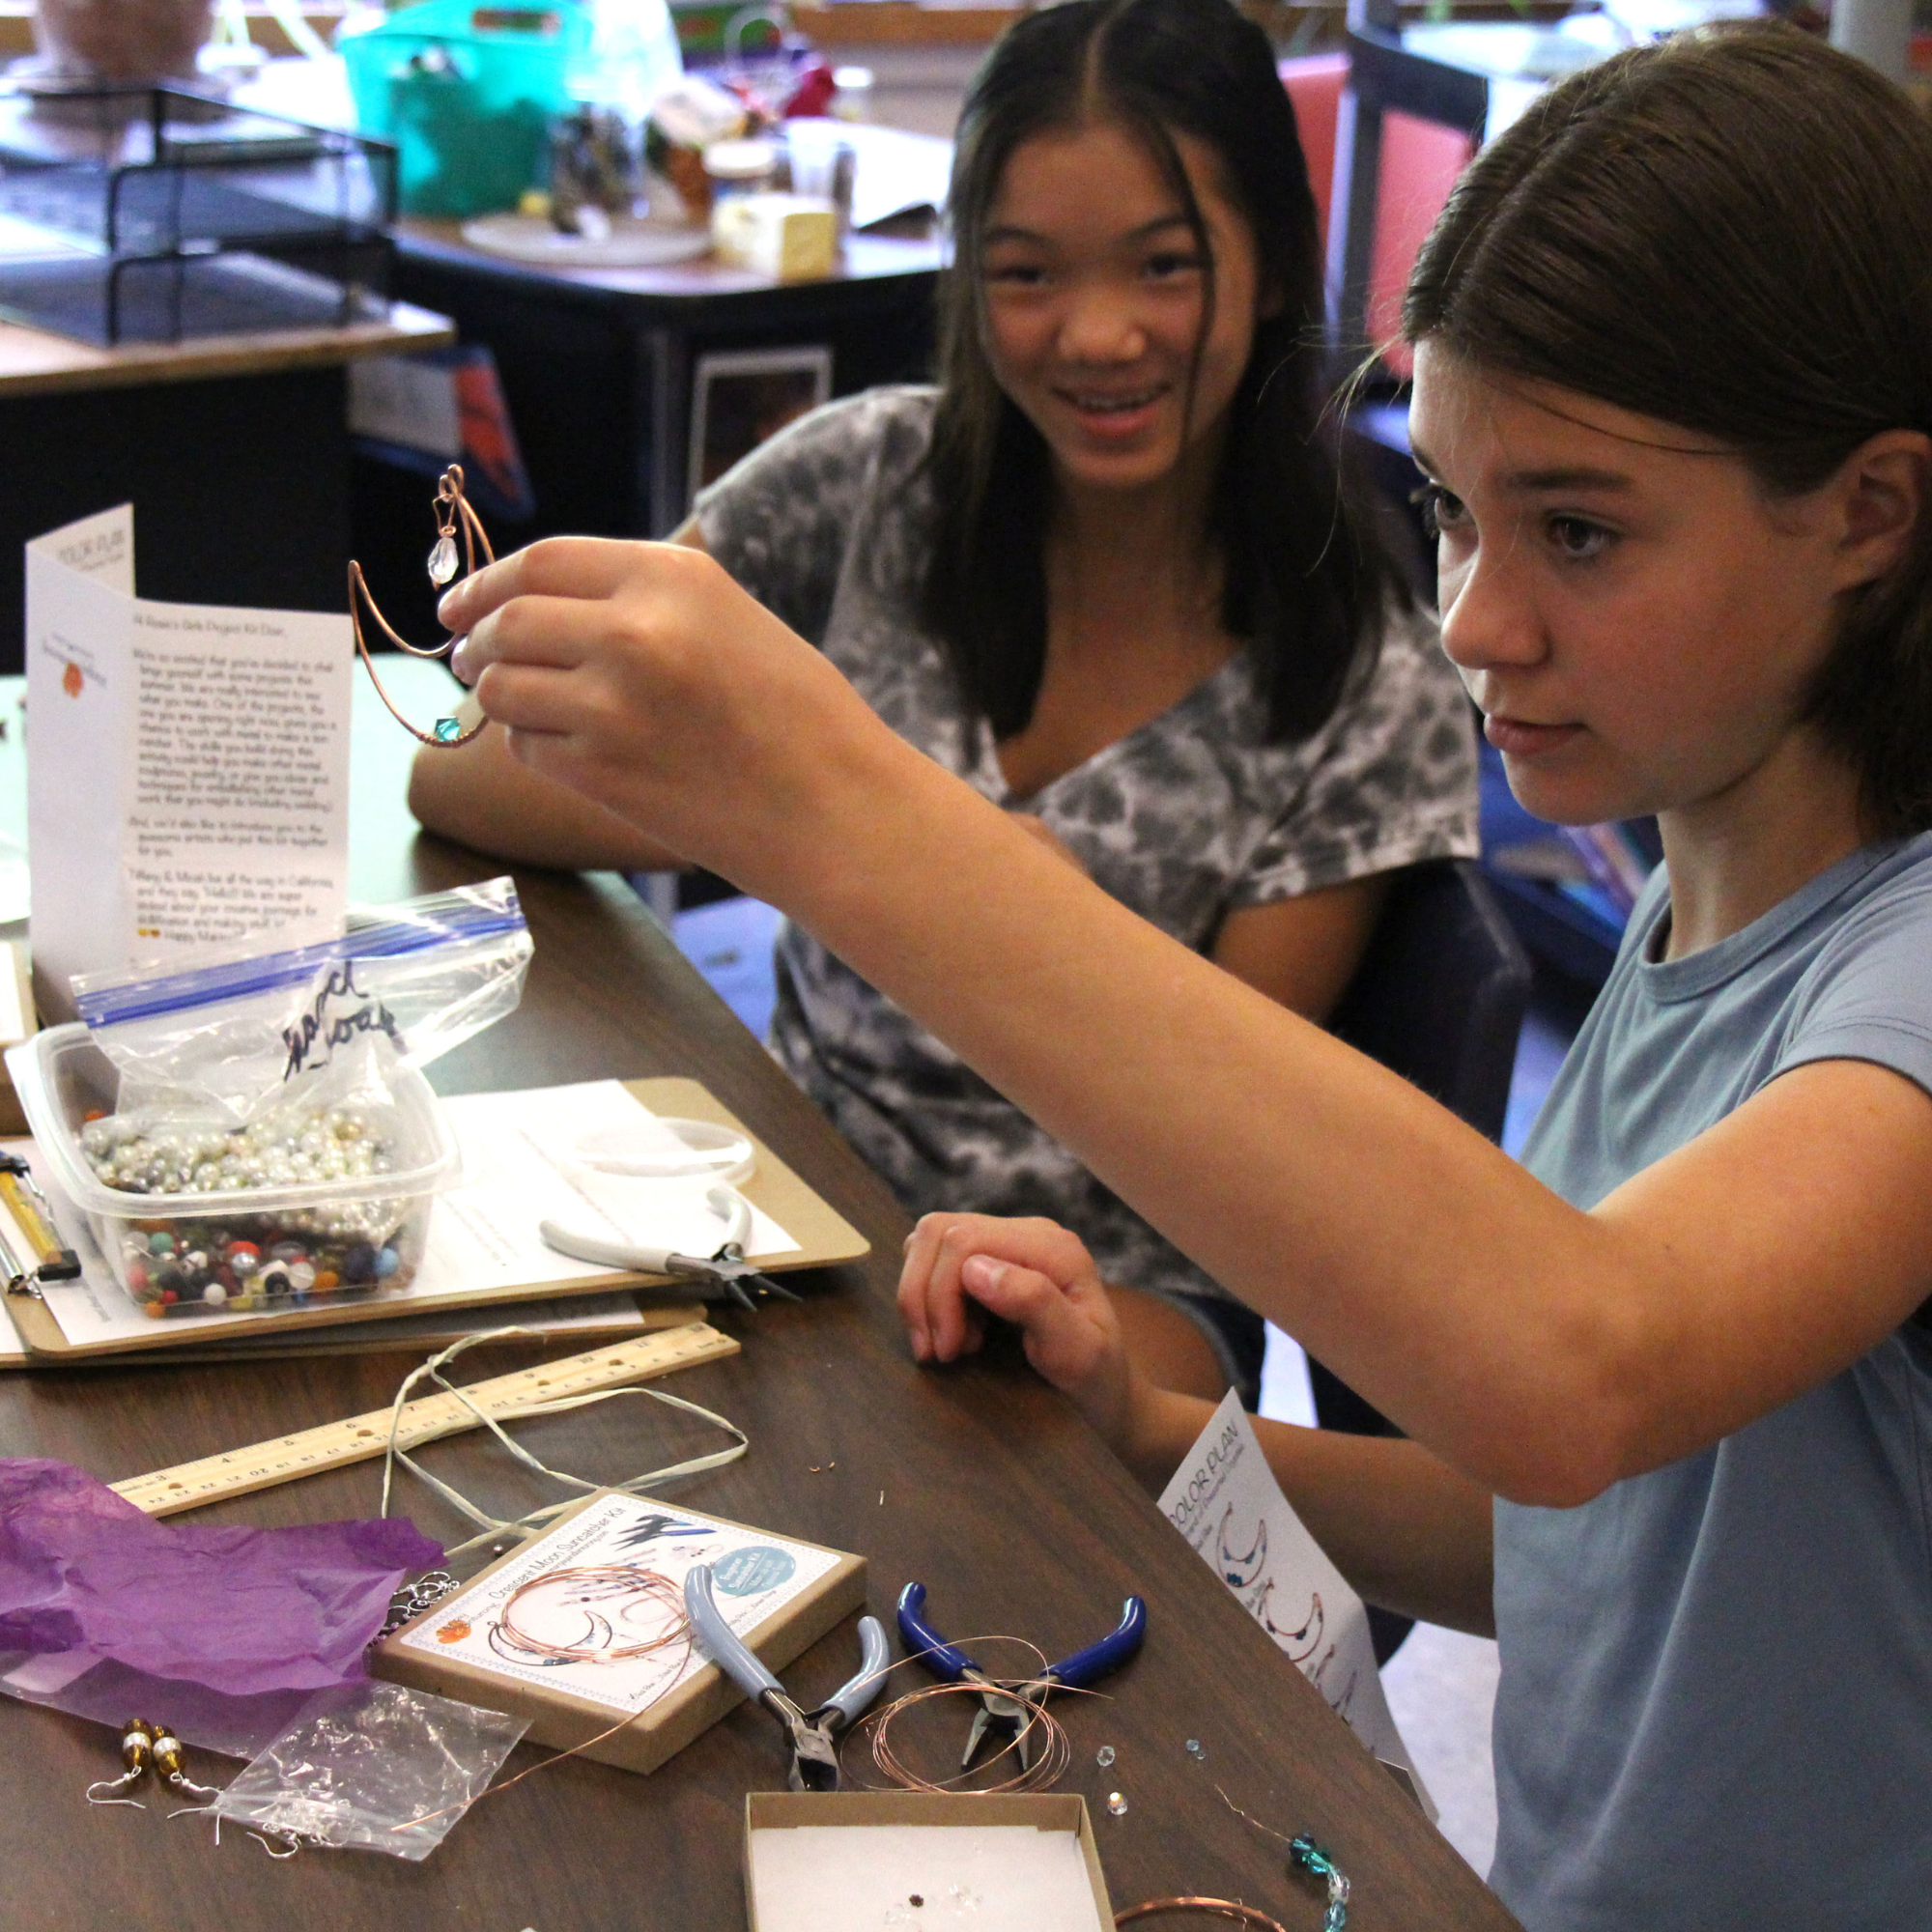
[[685, 1564, 891, 1790]]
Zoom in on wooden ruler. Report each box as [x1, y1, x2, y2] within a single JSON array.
[[109, 1321, 741, 1519]]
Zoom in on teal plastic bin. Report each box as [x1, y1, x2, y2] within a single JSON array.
[[340, 0, 593, 217]]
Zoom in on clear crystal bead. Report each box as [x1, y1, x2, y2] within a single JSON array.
[[1095, 1746, 1115, 1768], [1106, 1791, 1128, 1817], [427, 534, 459, 585]]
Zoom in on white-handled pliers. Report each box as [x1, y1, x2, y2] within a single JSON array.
[[540, 1184, 800, 1310]]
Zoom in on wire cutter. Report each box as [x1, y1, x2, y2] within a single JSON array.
[[895, 1581, 1148, 1772], [540, 1183, 801, 1310], [686, 1564, 890, 1791]]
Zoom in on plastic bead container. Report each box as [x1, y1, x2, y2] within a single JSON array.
[[10, 1025, 461, 1320]]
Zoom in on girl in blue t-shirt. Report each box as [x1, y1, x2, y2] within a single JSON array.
[[440, 22, 1932, 1926]]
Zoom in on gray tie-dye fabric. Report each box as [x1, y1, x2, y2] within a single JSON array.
[[696, 385, 1479, 1305]]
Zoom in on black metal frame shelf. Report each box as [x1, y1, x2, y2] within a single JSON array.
[[0, 83, 398, 345]]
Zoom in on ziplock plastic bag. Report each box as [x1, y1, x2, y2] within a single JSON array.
[[212, 1680, 528, 1860], [70, 878, 531, 1124]]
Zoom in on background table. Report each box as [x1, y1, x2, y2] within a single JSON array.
[[0, 659, 1517, 1930], [347, 216, 943, 646], [0, 298, 454, 673]]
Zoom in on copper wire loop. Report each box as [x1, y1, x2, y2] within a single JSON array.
[[1115, 1901, 1291, 1930], [389, 1567, 691, 1834], [349, 463, 494, 749], [866, 1676, 1072, 1796], [491, 1564, 691, 1665]]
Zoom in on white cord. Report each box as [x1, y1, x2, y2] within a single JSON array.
[[378, 1329, 749, 1560]]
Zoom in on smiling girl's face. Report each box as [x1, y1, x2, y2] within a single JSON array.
[[1408, 339, 1877, 833], [976, 118, 1265, 498]]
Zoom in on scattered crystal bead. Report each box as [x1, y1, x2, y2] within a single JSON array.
[[427, 534, 459, 585], [1106, 1791, 1128, 1817], [1095, 1746, 1116, 1768], [1185, 1738, 1206, 1759], [433, 717, 463, 743]]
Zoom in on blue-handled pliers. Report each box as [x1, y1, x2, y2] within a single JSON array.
[[686, 1564, 891, 1791], [895, 1580, 1147, 1773]]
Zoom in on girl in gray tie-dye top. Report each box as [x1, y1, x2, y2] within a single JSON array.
[[696, 384, 1476, 1400], [411, 0, 1478, 1398]]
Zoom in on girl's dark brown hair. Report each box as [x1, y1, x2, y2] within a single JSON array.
[[921, 0, 1404, 746], [1405, 21, 1932, 838]]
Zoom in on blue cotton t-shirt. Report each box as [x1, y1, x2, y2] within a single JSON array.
[[1492, 832, 1932, 1932]]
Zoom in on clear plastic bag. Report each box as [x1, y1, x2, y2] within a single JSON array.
[[211, 1680, 529, 1861], [57, 880, 529, 1318], [71, 878, 532, 1122]]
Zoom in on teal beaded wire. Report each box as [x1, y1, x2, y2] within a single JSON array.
[[1115, 1835, 1350, 1932], [348, 464, 492, 750], [1291, 1834, 1351, 1932]]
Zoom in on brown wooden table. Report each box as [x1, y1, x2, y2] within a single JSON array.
[[0, 666, 1517, 1931]]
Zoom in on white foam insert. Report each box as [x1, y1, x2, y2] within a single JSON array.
[[748, 1824, 1109, 1932]]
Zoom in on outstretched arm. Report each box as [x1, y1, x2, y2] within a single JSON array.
[[406, 521, 707, 870], [441, 538, 1932, 1506]]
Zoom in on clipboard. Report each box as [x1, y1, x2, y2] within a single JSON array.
[[4, 1076, 869, 1361]]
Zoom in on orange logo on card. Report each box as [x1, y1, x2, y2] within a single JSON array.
[[436, 1619, 471, 1643], [61, 661, 82, 697]]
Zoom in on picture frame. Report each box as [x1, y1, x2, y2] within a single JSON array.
[[687, 345, 834, 499]]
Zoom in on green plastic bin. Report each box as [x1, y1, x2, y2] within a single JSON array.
[[341, 0, 593, 217]]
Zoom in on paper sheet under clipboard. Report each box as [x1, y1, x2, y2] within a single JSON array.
[[1160, 1390, 1435, 1817]]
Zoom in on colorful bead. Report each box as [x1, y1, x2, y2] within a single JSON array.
[[1290, 1836, 1350, 1932], [432, 716, 463, 742]]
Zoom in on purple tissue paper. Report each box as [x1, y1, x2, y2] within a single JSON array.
[[0, 1459, 442, 1757]]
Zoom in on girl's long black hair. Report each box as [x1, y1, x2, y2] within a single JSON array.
[[920, 0, 1405, 746]]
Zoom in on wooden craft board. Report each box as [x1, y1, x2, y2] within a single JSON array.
[[107, 1323, 739, 1517], [7, 1076, 867, 1361], [373, 1490, 867, 1777]]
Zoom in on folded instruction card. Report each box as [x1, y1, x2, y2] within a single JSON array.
[[1159, 1389, 1434, 1815], [26, 503, 351, 1019]]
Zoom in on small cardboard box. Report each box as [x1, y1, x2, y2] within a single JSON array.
[[373, 1490, 865, 1776], [711, 192, 838, 279], [743, 1791, 1116, 1932]]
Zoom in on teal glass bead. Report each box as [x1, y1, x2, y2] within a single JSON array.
[[432, 717, 462, 743], [1323, 1904, 1348, 1932]]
